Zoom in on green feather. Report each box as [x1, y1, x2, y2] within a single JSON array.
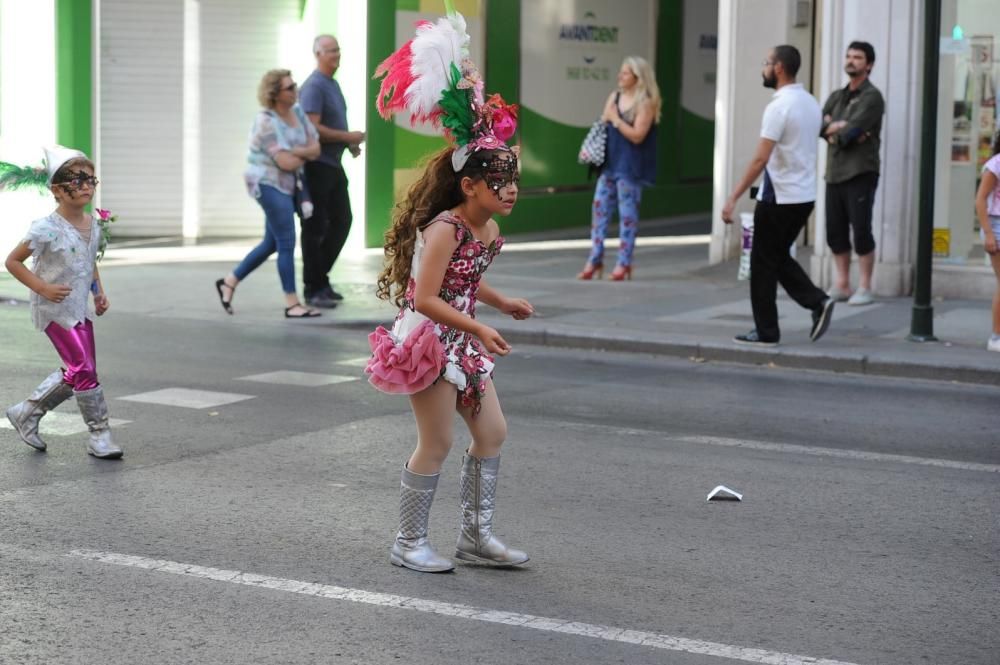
[[0, 161, 48, 193], [438, 63, 475, 146]]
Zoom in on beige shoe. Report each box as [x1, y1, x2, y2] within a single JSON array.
[[847, 288, 874, 306]]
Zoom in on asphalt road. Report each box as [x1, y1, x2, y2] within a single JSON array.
[[1, 303, 997, 665]]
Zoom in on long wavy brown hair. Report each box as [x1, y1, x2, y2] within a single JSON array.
[[376, 147, 501, 306]]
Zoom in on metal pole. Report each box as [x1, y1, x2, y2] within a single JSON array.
[[909, 0, 941, 342]]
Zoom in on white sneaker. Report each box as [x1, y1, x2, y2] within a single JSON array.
[[827, 287, 851, 302], [987, 337, 1000, 352], [847, 287, 874, 306]]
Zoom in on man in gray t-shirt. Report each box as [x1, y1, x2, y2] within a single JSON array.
[[298, 34, 366, 307]]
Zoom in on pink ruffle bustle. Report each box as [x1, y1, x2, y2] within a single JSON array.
[[366, 319, 446, 394]]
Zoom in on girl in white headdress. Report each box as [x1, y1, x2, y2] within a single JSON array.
[[2, 146, 123, 459]]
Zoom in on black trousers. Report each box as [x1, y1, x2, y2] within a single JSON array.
[[750, 201, 827, 342], [302, 162, 352, 297], [825, 171, 879, 255]]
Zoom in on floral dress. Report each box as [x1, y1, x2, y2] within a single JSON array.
[[366, 211, 504, 413]]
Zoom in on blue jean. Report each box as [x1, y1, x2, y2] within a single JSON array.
[[233, 184, 297, 294], [588, 173, 643, 267]]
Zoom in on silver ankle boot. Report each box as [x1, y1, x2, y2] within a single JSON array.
[[455, 453, 529, 566], [390, 466, 454, 573], [74, 386, 123, 459], [5, 370, 74, 451]]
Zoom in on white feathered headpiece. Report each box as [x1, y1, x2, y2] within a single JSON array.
[[373, 9, 518, 171]]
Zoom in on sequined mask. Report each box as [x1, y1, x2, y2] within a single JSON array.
[[478, 154, 519, 199]]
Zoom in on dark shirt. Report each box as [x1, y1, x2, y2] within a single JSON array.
[[821, 78, 884, 184], [299, 69, 349, 169], [604, 93, 658, 186]]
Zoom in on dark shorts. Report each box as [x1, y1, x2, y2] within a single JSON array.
[[825, 171, 878, 255]]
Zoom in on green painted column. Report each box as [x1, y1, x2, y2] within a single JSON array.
[[366, 0, 396, 248], [55, 0, 92, 156]]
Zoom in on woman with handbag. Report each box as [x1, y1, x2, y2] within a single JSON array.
[[577, 56, 661, 281], [215, 69, 322, 318]]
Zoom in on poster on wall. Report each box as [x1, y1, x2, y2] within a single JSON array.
[[680, 0, 716, 122], [520, 0, 656, 129]]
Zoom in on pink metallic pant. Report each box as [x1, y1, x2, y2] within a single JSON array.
[[44, 319, 99, 391]]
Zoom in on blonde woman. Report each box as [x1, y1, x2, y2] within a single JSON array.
[[578, 56, 661, 281], [216, 69, 322, 318]]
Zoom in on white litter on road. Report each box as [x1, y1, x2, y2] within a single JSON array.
[[707, 485, 743, 501], [68, 548, 863, 665]]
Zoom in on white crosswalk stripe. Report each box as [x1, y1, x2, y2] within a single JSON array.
[[117, 388, 255, 409], [236, 371, 358, 387], [69, 549, 864, 665]]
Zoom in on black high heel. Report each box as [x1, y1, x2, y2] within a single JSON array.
[[215, 278, 234, 314]]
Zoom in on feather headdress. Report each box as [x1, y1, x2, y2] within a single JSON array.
[[1, 145, 118, 261], [0, 162, 48, 193], [373, 9, 518, 171], [0, 145, 88, 192]]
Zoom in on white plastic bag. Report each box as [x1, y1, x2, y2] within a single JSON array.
[[737, 212, 753, 281]]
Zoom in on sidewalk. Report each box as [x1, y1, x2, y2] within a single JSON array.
[[2, 219, 998, 386]]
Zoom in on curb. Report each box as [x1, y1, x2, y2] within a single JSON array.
[[493, 327, 1000, 387], [335, 318, 999, 387]]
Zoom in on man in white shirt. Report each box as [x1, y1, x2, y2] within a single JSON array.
[[722, 45, 834, 346]]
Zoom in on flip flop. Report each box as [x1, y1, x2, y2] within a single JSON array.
[[215, 278, 234, 314], [284, 304, 321, 318]]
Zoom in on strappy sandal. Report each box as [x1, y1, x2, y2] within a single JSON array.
[[215, 278, 235, 314], [284, 303, 321, 318]]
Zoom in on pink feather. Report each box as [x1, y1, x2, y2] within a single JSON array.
[[374, 39, 417, 120]]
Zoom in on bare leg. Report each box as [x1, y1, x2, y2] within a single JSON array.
[[453, 377, 527, 565], [858, 251, 875, 290], [407, 379, 458, 475], [833, 252, 851, 291], [220, 273, 239, 301], [390, 379, 459, 573], [990, 253, 1000, 335], [458, 378, 507, 459]]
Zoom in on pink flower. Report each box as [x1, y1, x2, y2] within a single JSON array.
[[95, 208, 113, 221], [461, 355, 483, 375]]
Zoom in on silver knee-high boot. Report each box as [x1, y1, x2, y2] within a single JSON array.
[[390, 466, 454, 572], [74, 386, 123, 459], [5, 370, 74, 451], [455, 453, 529, 566]]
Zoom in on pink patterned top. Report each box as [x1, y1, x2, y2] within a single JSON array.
[[983, 154, 1000, 217], [389, 211, 504, 412]]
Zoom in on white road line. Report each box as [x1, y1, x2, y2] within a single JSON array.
[[68, 549, 863, 665], [676, 436, 1000, 473]]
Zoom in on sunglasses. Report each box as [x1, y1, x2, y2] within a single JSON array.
[[280, 82, 297, 92]]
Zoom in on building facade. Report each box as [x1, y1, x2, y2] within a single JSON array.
[[712, 0, 997, 298]]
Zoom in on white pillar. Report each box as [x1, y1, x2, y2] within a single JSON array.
[[710, 0, 815, 264], [810, 0, 922, 296]]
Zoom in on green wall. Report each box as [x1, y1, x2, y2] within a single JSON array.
[[55, 0, 92, 157], [364, 0, 715, 246]]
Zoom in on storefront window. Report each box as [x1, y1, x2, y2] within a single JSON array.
[[935, 0, 999, 264]]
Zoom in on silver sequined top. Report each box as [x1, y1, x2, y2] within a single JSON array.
[[22, 211, 99, 331]]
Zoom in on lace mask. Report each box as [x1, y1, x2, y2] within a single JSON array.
[[55, 170, 99, 194], [477, 154, 519, 199]]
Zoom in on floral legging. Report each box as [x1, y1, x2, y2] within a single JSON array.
[[587, 173, 642, 267]]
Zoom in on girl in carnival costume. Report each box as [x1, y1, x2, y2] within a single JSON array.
[[367, 7, 533, 572], [2, 146, 123, 459]]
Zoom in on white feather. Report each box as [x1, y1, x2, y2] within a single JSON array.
[[405, 14, 470, 119]]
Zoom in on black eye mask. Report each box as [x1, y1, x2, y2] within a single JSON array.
[[478, 154, 519, 199], [56, 170, 99, 194]]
